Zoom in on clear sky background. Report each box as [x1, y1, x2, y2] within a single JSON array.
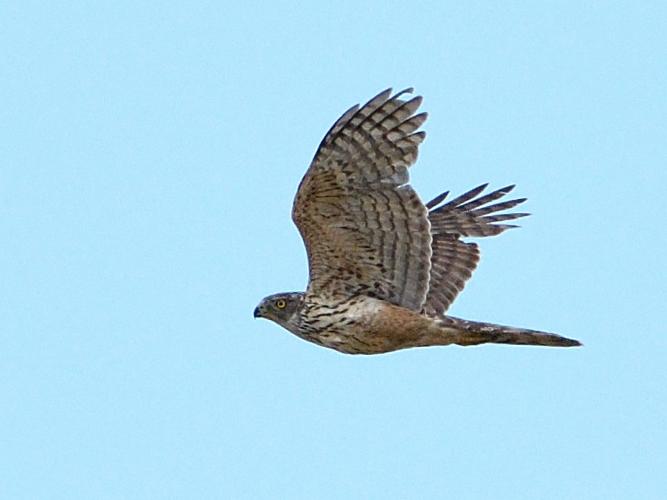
[[2, 1, 665, 499]]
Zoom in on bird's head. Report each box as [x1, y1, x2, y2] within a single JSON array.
[[253, 292, 304, 333]]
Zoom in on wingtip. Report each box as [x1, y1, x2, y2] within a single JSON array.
[[368, 87, 393, 104], [367, 87, 420, 107], [499, 223, 521, 230], [425, 190, 450, 209]]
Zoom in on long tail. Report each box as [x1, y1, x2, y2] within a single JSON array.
[[439, 315, 581, 347]]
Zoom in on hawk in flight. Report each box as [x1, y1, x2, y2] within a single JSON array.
[[254, 88, 580, 354]]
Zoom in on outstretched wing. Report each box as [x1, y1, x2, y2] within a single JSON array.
[[422, 184, 529, 316], [292, 88, 432, 310]]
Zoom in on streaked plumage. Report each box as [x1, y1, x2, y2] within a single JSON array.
[[254, 88, 580, 354]]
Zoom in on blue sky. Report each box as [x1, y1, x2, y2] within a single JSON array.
[[2, 1, 665, 498]]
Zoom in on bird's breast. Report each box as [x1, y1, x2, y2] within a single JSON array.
[[297, 296, 435, 354]]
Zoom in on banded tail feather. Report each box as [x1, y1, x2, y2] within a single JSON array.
[[439, 316, 581, 348]]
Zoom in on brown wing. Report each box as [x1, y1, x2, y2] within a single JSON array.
[[292, 88, 432, 310], [421, 184, 529, 316]]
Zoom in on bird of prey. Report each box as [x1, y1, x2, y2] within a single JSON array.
[[253, 88, 581, 354]]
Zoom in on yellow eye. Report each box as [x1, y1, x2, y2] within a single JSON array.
[[275, 299, 287, 309]]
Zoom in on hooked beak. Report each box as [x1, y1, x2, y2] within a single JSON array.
[[253, 306, 262, 318]]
